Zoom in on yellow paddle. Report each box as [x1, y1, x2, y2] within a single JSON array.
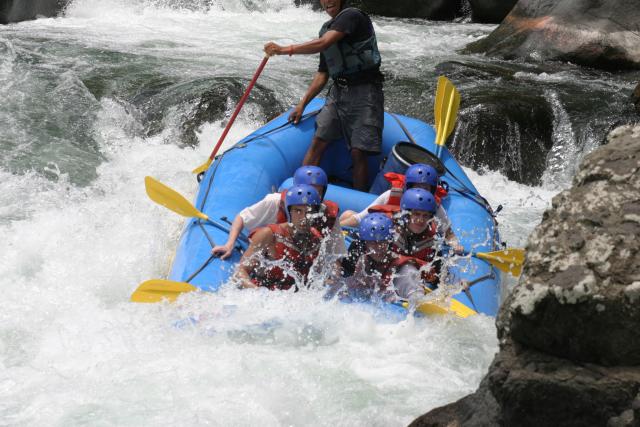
[[414, 247, 526, 317], [474, 248, 525, 277], [416, 299, 477, 318], [131, 279, 198, 303], [434, 76, 460, 158], [434, 76, 447, 131], [395, 286, 478, 318], [131, 178, 212, 303], [144, 176, 209, 222]]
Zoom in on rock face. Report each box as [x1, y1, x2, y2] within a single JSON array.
[[468, 0, 517, 23], [412, 124, 640, 427], [297, 0, 468, 21], [351, 0, 464, 21], [633, 83, 640, 115], [466, 0, 640, 70], [0, 0, 66, 24]]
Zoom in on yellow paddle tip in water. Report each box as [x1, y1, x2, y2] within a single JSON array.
[[475, 248, 525, 277], [416, 298, 477, 318], [130, 279, 198, 303], [192, 158, 212, 175]]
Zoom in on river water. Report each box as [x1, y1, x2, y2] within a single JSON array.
[[0, 0, 625, 425]]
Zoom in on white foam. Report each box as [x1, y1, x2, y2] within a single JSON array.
[[0, 5, 532, 423]]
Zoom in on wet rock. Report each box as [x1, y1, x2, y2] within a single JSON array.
[[633, 83, 640, 115], [451, 85, 554, 185], [412, 124, 640, 426], [129, 77, 284, 147], [465, 0, 640, 70], [410, 376, 502, 427], [350, 0, 465, 21], [491, 342, 640, 427], [0, 0, 67, 24], [468, 0, 517, 23], [501, 124, 640, 366], [179, 79, 284, 146], [431, 59, 636, 186]]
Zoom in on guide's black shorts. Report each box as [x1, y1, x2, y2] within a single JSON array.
[[315, 82, 384, 154]]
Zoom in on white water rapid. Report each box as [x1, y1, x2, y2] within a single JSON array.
[[0, 1, 559, 425]]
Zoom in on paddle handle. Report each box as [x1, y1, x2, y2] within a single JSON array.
[[206, 56, 269, 162]]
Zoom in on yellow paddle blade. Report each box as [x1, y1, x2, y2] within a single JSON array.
[[412, 285, 476, 318], [443, 85, 460, 143], [416, 299, 477, 318], [192, 158, 212, 175], [434, 76, 448, 131], [144, 176, 208, 221], [435, 77, 460, 147], [130, 279, 198, 303], [476, 248, 525, 277]]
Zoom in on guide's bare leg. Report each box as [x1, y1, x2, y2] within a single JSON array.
[[351, 148, 368, 191], [303, 136, 330, 166]]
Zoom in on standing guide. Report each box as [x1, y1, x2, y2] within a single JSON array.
[[264, 0, 385, 191]]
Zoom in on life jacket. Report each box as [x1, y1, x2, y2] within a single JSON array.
[[384, 172, 404, 205], [319, 8, 382, 80], [249, 224, 321, 291], [392, 221, 438, 263], [353, 253, 437, 300], [276, 190, 338, 235], [368, 172, 448, 216], [318, 200, 339, 235], [434, 185, 448, 205], [384, 255, 439, 287]]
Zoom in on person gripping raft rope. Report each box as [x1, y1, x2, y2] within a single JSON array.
[[234, 185, 324, 291], [211, 166, 345, 260]]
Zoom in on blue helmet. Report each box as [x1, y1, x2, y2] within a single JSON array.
[[294, 166, 328, 188], [359, 213, 394, 242], [285, 184, 321, 212], [405, 163, 438, 188], [400, 188, 436, 213]]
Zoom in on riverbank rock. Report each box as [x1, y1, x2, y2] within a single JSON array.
[[352, 0, 464, 21], [411, 124, 640, 426], [468, 0, 517, 23], [465, 0, 640, 70], [0, 0, 66, 24]]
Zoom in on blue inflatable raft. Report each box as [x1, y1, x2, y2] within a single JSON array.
[[167, 98, 503, 317]]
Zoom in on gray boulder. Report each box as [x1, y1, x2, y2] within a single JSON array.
[[468, 0, 517, 23], [412, 124, 640, 426], [466, 0, 640, 70], [352, 0, 464, 21], [0, 0, 67, 25], [501, 124, 640, 366]]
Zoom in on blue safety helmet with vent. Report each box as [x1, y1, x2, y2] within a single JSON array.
[[359, 213, 394, 242], [294, 166, 328, 187], [400, 188, 437, 213], [285, 184, 322, 213], [405, 163, 438, 188]]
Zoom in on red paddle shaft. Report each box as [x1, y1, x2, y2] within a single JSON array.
[[206, 56, 269, 161]]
